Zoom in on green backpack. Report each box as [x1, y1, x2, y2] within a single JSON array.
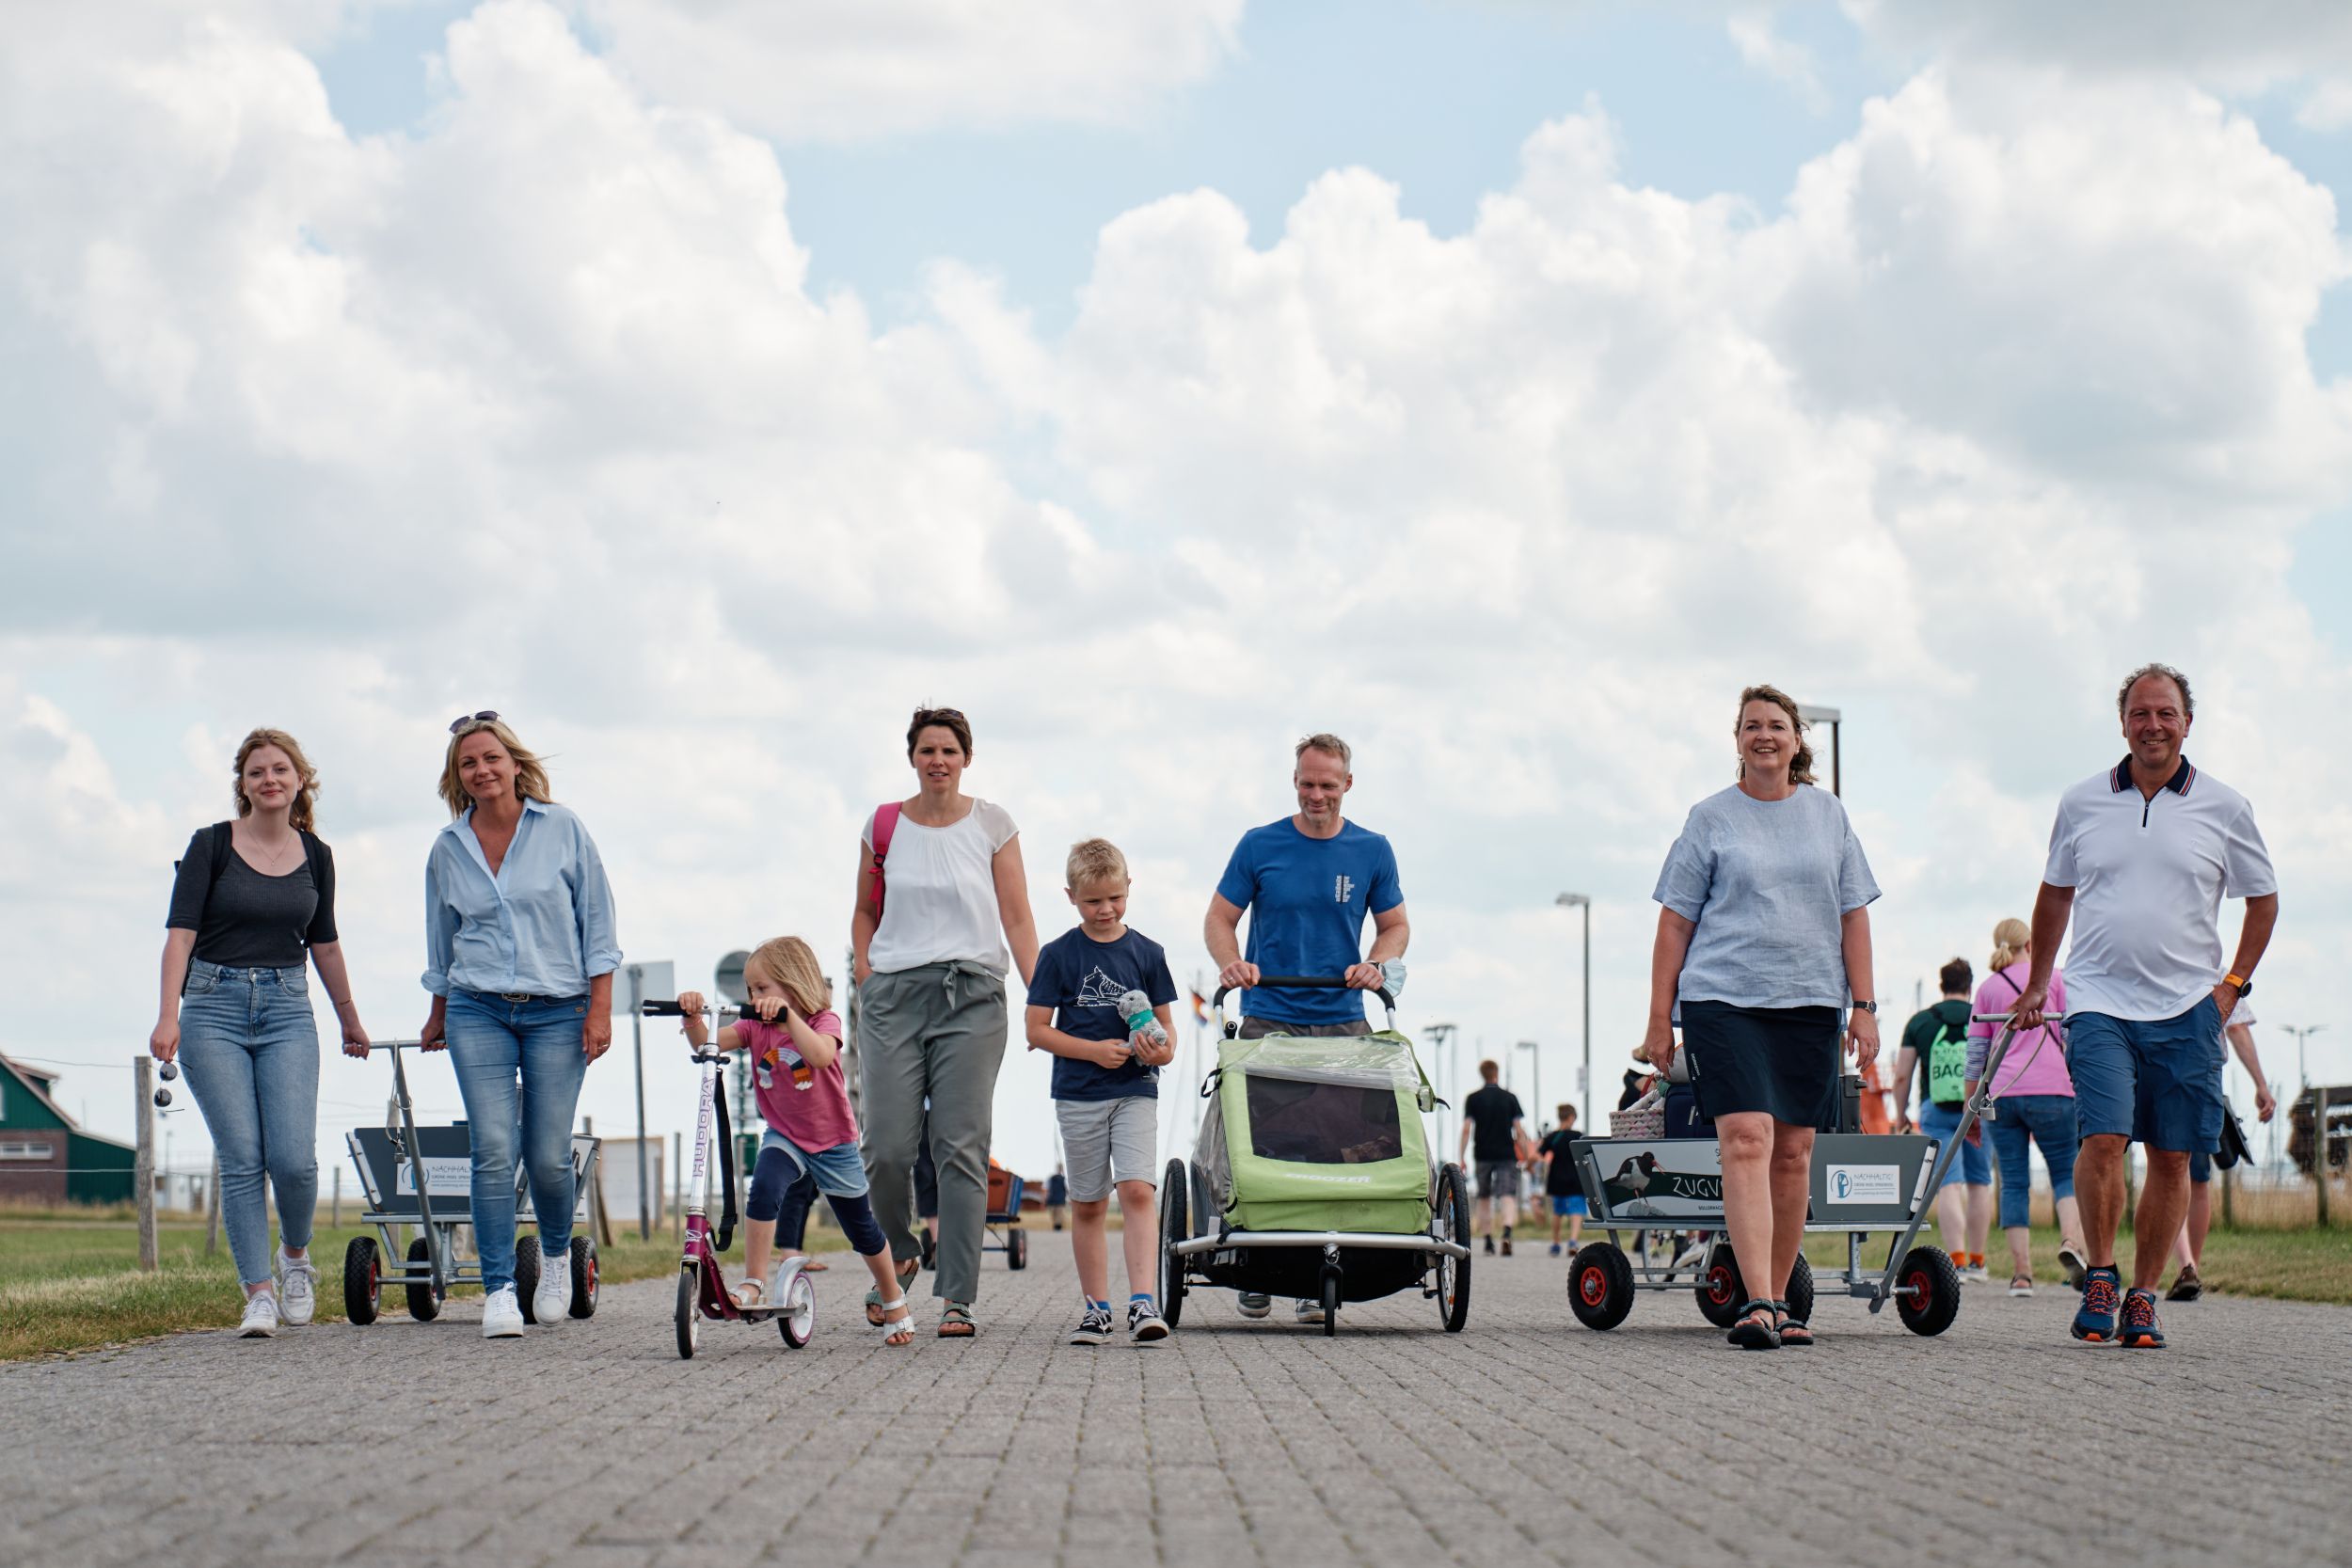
[[1926, 1017, 1968, 1109]]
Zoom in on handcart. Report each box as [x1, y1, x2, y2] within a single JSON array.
[[644, 1000, 818, 1358], [341, 1037, 602, 1325], [1564, 1017, 2040, 1337], [984, 1162, 1028, 1270], [1159, 975, 1472, 1337]]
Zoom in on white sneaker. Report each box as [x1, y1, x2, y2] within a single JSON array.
[[277, 1248, 316, 1326], [238, 1291, 279, 1338], [482, 1286, 525, 1338], [532, 1250, 571, 1325], [1294, 1297, 1328, 1326], [1235, 1291, 1273, 1320]]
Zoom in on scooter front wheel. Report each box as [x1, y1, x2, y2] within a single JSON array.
[[675, 1266, 700, 1360]]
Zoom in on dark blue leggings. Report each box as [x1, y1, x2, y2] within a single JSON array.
[[744, 1146, 886, 1256]]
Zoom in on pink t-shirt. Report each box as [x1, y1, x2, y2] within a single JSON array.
[[739, 1010, 859, 1151], [1968, 962, 2074, 1099]]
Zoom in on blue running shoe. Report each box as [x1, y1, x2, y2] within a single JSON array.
[[2072, 1266, 2122, 1342], [2119, 1288, 2167, 1349]]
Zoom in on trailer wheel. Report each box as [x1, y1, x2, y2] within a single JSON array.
[[675, 1267, 700, 1359], [568, 1236, 598, 1319], [1896, 1246, 1963, 1337], [404, 1237, 440, 1322], [1787, 1251, 1816, 1327], [1159, 1157, 1188, 1328], [1434, 1163, 1471, 1332], [343, 1237, 380, 1325], [514, 1234, 542, 1323], [775, 1268, 816, 1350], [1694, 1242, 1743, 1328], [1007, 1227, 1028, 1271], [1569, 1242, 1635, 1331], [1319, 1269, 1342, 1337]]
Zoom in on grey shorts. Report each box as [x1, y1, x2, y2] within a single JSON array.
[[1474, 1161, 1522, 1202], [1055, 1095, 1159, 1203]]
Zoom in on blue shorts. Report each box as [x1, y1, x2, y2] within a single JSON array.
[[1550, 1195, 1587, 1216], [2067, 999, 2224, 1155], [759, 1130, 869, 1197], [1918, 1101, 1990, 1189]]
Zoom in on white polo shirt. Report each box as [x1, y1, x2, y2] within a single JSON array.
[[2043, 755, 2275, 1022]]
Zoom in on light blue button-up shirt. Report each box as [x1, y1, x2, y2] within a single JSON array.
[[422, 798, 623, 999]]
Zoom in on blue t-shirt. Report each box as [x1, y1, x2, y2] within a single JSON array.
[[1214, 817, 1405, 1026], [1027, 927, 1178, 1101]]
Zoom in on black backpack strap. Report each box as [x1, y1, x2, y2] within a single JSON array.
[[203, 821, 235, 899], [299, 828, 327, 886]]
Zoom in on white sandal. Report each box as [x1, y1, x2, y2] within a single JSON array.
[[874, 1292, 914, 1347], [730, 1277, 767, 1309]]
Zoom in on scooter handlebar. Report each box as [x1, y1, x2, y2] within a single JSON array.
[[641, 1000, 707, 1018]]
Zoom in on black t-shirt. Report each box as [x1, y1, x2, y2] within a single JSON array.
[[1902, 998, 1973, 1110], [1536, 1128, 1583, 1195], [166, 825, 337, 969], [1463, 1084, 1524, 1161]]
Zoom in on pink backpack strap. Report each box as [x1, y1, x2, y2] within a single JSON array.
[[867, 802, 900, 915]]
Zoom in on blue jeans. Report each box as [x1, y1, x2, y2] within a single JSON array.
[[1985, 1093, 2079, 1229], [444, 990, 590, 1292], [1919, 1101, 1990, 1190], [177, 959, 319, 1289]]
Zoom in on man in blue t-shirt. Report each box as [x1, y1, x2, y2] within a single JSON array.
[[1203, 732, 1411, 1323]]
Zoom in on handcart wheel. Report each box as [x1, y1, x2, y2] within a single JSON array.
[[1433, 1163, 1471, 1332], [675, 1267, 700, 1360], [1568, 1242, 1635, 1331], [514, 1234, 543, 1324], [405, 1237, 440, 1322], [1787, 1251, 1815, 1327], [1894, 1245, 1963, 1337], [1695, 1242, 1743, 1327], [1159, 1157, 1189, 1328], [568, 1237, 599, 1319], [1007, 1227, 1028, 1271], [1319, 1269, 1342, 1338], [343, 1237, 380, 1326], [776, 1268, 816, 1350]]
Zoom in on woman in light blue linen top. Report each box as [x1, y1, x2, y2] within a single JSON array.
[[1644, 685, 1882, 1350], [419, 714, 621, 1338]]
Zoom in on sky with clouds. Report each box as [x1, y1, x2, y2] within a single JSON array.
[[5, 0, 2348, 1187]]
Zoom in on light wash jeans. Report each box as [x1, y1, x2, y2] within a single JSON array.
[[177, 958, 319, 1290], [444, 990, 589, 1292]]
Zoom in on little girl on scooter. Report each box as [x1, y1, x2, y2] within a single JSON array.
[[676, 936, 914, 1346]]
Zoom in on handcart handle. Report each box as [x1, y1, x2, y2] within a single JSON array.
[[1210, 974, 1396, 1010]]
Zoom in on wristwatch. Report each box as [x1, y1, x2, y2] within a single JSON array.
[[1851, 1000, 1878, 1015], [2223, 973, 2252, 998]]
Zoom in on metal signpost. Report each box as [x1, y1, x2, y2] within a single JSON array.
[[619, 960, 675, 1241]]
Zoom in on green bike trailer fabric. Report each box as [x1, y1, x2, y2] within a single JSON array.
[[1194, 1030, 1436, 1233]]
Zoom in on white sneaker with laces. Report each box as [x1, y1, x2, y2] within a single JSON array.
[[482, 1285, 525, 1338], [1294, 1297, 1327, 1326], [238, 1291, 279, 1338], [1235, 1291, 1273, 1320], [532, 1250, 571, 1326], [277, 1248, 316, 1326]]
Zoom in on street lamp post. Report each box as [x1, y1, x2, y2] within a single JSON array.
[[1555, 894, 1591, 1117], [1422, 1022, 1459, 1152], [1515, 1040, 1541, 1132]]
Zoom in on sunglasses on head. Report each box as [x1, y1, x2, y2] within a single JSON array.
[[449, 710, 501, 735]]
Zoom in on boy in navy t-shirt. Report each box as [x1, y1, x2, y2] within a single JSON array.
[[1025, 837, 1178, 1346]]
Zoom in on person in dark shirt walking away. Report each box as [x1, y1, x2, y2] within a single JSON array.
[[1536, 1103, 1588, 1257], [1458, 1060, 1528, 1256], [1893, 958, 1992, 1280]]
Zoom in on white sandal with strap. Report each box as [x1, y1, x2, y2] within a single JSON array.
[[731, 1276, 767, 1309], [874, 1292, 914, 1347]]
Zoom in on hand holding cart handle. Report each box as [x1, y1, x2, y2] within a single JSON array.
[[1210, 973, 1398, 1011]]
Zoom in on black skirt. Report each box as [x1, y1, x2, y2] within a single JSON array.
[[1682, 1000, 1841, 1129]]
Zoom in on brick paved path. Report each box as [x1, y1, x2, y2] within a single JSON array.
[[1, 1228, 2343, 1567]]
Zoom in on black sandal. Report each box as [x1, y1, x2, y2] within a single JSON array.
[[1774, 1300, 1812, 1347], [1726, 1297, 1780, 1351]]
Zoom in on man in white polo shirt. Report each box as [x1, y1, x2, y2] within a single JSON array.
[[2009, 663, 2277, 1350]]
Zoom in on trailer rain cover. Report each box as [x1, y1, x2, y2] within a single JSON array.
[[1246, 1075, 1403, 1165]]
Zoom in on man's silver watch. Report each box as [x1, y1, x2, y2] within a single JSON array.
[[1851, 999, 1878, 1015]]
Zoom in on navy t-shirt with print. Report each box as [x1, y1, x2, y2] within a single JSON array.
[[1215, 817, 1405, 1026], [1028, 927, 1178, 1101]]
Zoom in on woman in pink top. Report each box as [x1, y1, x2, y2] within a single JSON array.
[[677, 936, 914, 1346], [1968, 917, 2088, 1296]]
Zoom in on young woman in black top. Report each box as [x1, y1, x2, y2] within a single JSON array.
[[150, 729, 371, 1337]]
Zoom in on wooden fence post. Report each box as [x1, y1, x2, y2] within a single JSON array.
[[2318, 1088, 2332, 1229], [135, 1058, 158, 1272], [332, 1165, 342, 1227]]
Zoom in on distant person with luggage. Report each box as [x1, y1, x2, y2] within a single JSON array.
[[1459, 1061, 1529, 1255], [421, 714, 621, 1339], [1646, 684, 1882, 1351], [853, 706, 1040, 1340], [1892, 958, 1993, 1281], [1205, 731, 1410, 1325], [151, 728, 372, 1338], [2168, 995, 2277, 1301], [1967, 918, 2086, 1296], [1536, 1103, 1588, 1256], [2008, 664, 2278, 1349]]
